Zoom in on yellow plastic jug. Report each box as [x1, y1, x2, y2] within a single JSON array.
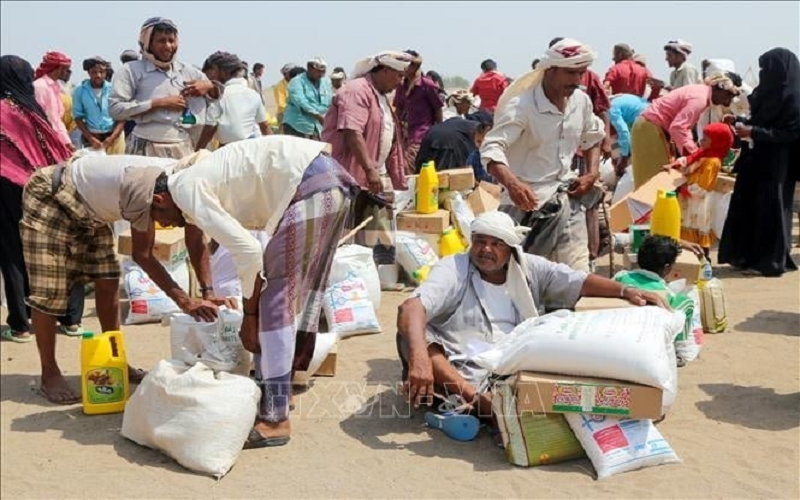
[[650, 190, 681, 241], [415, 161, 439, 214], [81, 331, 130, 415], [412, 265, 431, 284], [440, 227, 467, 257]]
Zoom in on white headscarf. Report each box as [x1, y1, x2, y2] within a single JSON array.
[[307, 57, 328, 71], [471, 211, 530, 247], [704, 58, 735, 78], [494, 38, 597, 112], [664, 39, 693, 57], [705, 71, 741, 95], [138, 17, 178, 70], [351, 51, 415, 79]]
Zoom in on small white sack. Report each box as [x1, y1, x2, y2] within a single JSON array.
[[599, 158, 618, 191], [123, 258, 188, 325], [293, 332, 338, 385], [329, 245, 381, 309], [565, 414, 681, 480], [395, 231, 439, 279], [323, 278, 380, 338], [449, 192, 475, 243], [611, 166, 634, 205], [710, 191, 732, 239], [170, 307, 251, 375], [473, 307, 683, 392], [121, 360, 260, 478]]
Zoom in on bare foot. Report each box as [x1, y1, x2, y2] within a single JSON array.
[[40, 374, 81, 405]]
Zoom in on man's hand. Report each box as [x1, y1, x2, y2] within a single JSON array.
[[402, 352, 434, 409], [206, 296, 239, 310], [680, 240, 705, 258], [180, 297, 220, 322], [507, 179, 538, 211], [567, 173, 598, 197], [239, 313, 260, 354], [722, 114, 737, 126], [153, 94, 187, 111], [183, 80, 214, 97], [365, 167, 383, 195], [88, 136, 103, 150], [624, 287, 670, 309], [315, 113, 325, 125]]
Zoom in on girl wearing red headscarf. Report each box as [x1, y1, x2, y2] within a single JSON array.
[[666, 122, 734, 253]]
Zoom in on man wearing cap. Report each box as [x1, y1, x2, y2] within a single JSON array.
[[33, 51, 74, 149], [110, 17, 220, 159], [72, 57, 126, 154], [283, 57, 333, 140], [397, 211, 666, 415], [479, 38, 606, 273], [273, 63, 297, 129], [19, 153, 226, 404], [604, 43, 649, 97], [663, 39, 702, 91]]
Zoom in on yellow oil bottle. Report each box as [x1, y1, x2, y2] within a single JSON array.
[[440, 227, 467, 257], [415, 161, 439, 214], [81, 331, 130, 415], [650, 190, 681, 241], [412, 265, 431, 284]]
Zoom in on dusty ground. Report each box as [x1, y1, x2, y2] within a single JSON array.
[[1, 245, 799, 499]]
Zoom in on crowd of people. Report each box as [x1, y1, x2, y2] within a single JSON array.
[[1, 15, 799, 450]]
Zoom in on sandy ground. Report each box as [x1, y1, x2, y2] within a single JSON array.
[[2, 243, 799, 499]]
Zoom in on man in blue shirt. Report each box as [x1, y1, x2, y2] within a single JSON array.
[[283, 57, 332, 140], [73, 57, 126, 154], [609, 94, 649, 176]]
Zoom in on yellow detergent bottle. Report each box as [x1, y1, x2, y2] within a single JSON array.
[[412, 265, 431, 284], [416, 161, 439, 214], [440, 227, 467, 257], [650, 190, 681, 241], [81, 331, 130, 415]]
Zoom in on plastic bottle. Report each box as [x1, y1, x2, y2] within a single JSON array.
[[650, 190, 681, 241], [440, 227, 467, 257], [415, 161, 439, 214], [81, 331, 130, 415], [697, 256, 713, 290], [412, 265, 431, 284], [181, 107, 197, 126]]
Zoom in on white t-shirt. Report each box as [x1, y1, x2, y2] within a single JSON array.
[[376, 93, 394, 175], [70, 155, 177, 223], [214, 78, 267, 145], [481, 280, 518, 338]]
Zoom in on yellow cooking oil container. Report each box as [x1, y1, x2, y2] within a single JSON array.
[[650, 190, 681, 241], [81, 331, 130, 415], [440, 227, 467, 257], [415, 161, 439, 214]]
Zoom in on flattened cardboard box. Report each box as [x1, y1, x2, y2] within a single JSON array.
[[396, 209, 450, 234], [514, 371, 663, 420], [117, 228, 187, 266]]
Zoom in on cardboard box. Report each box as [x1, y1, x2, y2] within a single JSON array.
[[405, 172, 450, 190], [467, 182, 501, 215], [396, 209, 450, 234], [622, 250, 699, 285], [117, 228, 187, 266], [609, 170, 686, 233], [514, 371, 664, 420], [314, 344, 337, 377], [444, 167, 476, 192], [715, 174, 735, 194]]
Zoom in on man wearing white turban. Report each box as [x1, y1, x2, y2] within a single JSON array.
[[479, 38, 606, 273], [664, 39, 702, 90], [396, 211, 666, 417]]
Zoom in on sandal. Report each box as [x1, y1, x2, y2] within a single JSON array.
[[1, 329, 33, 343], [243, 428, 291, 449], [58, 324, 84, 337]]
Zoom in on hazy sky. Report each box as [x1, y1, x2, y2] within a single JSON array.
[[2, 1, 799, 86]]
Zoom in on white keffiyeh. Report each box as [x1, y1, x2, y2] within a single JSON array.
[[351, 51, 415, 79]]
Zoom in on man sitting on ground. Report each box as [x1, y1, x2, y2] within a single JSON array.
[[396, 211, 667, 417]]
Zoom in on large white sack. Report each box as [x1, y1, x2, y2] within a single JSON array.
[[170, 308, 251, 375], [323, 277, 381, 338], [565, 414, 681, 480], [121, 360, 259, 478], [123, 258, 188, 325], [473, 307, 683, 391], [329, 245, 381, 309]]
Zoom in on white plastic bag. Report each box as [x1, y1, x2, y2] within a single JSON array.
[[599, 158, 618, 191], [323, 278, 380, 338], [329, 245, 381, 309], [611, 166, 634, 205], [565, 414, 681, 480], [121, 360, 260, 478], [123, 258, 188, 325], [170, 308, 251, 375], [710, 191, 732, 239], [395, 231, 439, 279], [293, 333, 338, 385], [473, 307, 682, 392], [450, 192, 475, 243]]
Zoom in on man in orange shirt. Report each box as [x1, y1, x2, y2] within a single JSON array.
[[470, 59, 508, 113], [604, 43, 649, 97]]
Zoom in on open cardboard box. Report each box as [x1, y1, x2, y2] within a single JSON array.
[[609, 170, 686, 233]]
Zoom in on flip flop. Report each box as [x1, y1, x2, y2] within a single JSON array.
[[243, 428, 291, 449], [1, 329, 33, 343], [58, 324, 84, 337], [424, 411, 481, 442]]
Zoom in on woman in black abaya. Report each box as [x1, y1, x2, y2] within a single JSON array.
[[719, 48, 800, 276]]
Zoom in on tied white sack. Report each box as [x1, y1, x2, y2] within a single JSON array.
[[170, 307, 251, 375], [122, 258, 189, 324], [121, 360, 260, 478], [329, 245, 381, 309], [565, 414, 681, 480], [472, 306, 683, 392]]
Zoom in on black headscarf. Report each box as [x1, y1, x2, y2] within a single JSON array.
[[203, 51, 243, 75], [0, 55, 48, 120], [749, 48, 800, 129]]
